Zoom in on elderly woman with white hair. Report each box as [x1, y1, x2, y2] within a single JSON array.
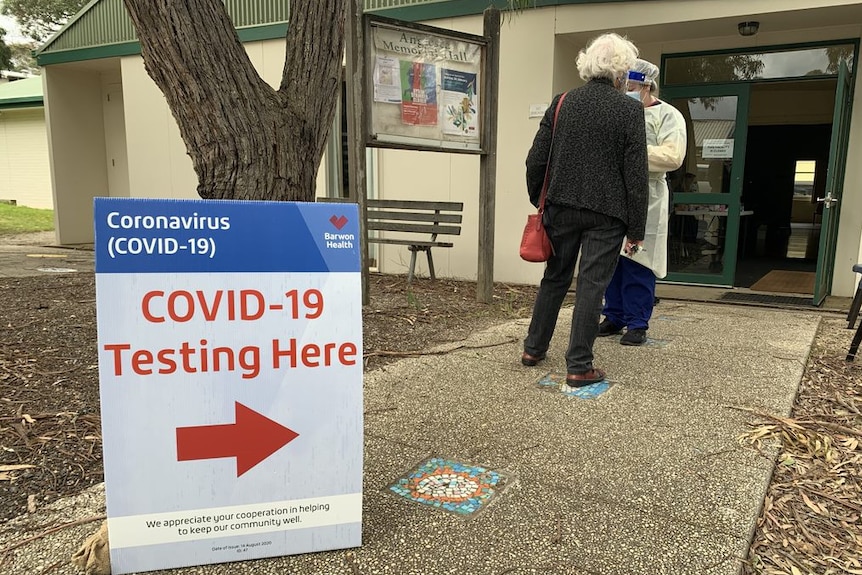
[[521, 33, 649, 387], [599, 58, 687, 346]]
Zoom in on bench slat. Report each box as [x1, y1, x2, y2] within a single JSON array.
[[368, 210, 462, 224], [369, 238, 454, 248], [368, 222, 461, 235], [369, 199, 463, 211], [317, 197, 463, 212]]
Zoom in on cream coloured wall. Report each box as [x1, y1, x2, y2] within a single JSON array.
[[0, 108, 52, 209], [103, 80, 130, 198], [121, 56, 197, 199], [375, 10, 558, 282], [833, 71, 862, 297], [120, 39, 328, 202], [44, 67, 109, 244]]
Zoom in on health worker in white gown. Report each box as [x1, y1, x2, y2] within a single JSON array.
[[600, 59, 687, 346]]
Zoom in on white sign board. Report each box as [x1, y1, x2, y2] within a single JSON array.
[[94, 198, 363, 574], [702, 138, 734, 159]]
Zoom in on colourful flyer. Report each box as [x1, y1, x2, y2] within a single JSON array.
[[400, 61, 438, 126]]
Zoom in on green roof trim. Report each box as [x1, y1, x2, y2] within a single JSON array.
[[0, 77, 44, 109], [36, 22, 290, 66], [36, 41, 141, 66], [237, 22, 289, 43]]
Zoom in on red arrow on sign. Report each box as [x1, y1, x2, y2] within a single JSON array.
[[176, 402, 299, 477]]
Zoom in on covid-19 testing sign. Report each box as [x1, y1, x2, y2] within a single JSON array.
[[94, 198, 363, 574]]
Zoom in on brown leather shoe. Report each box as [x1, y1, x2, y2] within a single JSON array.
[[521, 352, 546, 366], [565, 368, 606, 387]]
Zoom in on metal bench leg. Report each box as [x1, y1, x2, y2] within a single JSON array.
[[407, 248, 417, 284], [848, 285, 862, 329], [426, 248, 436, 280], [847, 320, 862, 361]]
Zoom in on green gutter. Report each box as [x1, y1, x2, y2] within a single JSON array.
[[36, 23, 290, 66], [237, 22, 288, 42], [36, 41, 141, 66], [0, 99, 44, 110]]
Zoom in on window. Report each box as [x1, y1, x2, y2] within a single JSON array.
[[664, 44, 855, 86], [794, 160, 816, 198]]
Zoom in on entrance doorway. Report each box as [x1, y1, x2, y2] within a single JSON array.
[[661, 43, 855, 303], [736, 80, 837, 295]]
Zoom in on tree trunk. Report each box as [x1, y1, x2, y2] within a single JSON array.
[[123, 0, 347, 201]]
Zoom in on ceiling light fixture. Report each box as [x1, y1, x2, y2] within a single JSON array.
[[738, 21, 760, 37]]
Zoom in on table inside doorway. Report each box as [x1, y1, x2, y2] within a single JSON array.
[[672, 209, 754, 271]]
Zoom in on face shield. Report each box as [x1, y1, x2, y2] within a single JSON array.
[[624, 70, 648, 103]]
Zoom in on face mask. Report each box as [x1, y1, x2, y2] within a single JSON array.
[[626, 90, 642, 103]]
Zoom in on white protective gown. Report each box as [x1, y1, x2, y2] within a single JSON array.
[[624, 100, 687, 278]]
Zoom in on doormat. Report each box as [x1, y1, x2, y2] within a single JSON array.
[[718, 292, 818, 307], [749, 270, 815, 294]]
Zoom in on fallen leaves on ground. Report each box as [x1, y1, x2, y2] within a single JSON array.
[[741, 316, 862, 575]]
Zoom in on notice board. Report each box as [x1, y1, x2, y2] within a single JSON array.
[[366, 15, 487, 153]]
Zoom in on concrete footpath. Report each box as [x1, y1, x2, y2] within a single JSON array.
[[1, 237, 821, 574], [0, 231, 94, 277]]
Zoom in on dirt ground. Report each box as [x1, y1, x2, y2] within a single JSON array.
[[0, 249, 860, 572]]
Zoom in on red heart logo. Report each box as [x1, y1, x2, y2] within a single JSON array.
[[330, 215, 348, 230]]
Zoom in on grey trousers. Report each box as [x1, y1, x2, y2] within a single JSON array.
[[523, 204, 626, 375]]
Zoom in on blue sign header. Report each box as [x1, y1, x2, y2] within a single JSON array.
[[94, 198, 361, 274]]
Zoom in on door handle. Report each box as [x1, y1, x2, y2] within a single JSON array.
[[817, 193, 839, 208]]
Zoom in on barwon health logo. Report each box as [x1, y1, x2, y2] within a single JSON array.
[[325, 214, 355, 249]]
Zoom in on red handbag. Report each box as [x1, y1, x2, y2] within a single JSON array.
[[520, 92, 567, 263], [519, 212, 552, 262]]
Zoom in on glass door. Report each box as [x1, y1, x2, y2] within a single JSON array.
[[814, 60, 853, 304], [661, 84, 750, 286]]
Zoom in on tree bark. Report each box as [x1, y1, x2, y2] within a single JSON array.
[[123, 0, 347, 201]]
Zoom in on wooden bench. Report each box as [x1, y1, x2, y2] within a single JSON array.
[[317, 198, 463, 282]]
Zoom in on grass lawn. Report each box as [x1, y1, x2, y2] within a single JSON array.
[[0, 203, 55, 235]]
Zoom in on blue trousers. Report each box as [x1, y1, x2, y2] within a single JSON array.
[[602, 256, 656, 330], [524, 205, 626, 375]]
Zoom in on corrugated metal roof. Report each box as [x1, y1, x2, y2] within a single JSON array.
[[35, 0, 624, 63], [37, 0, 293, 56], [365, 0, 447, 9], [0, 77, 43, 108], [692, 120, 735, 146]]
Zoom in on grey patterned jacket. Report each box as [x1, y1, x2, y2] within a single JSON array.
[[526, 78, 649, 241]]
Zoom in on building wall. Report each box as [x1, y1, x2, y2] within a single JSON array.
[[0, 108, 52, 209], [120, 39, 329, 202], [121, 56, 197, 199], [44, 67, 109, 244], [375, 10, 557, 283]]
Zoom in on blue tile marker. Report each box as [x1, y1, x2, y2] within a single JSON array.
[[389, 458, 505, 516], [537, 372, 612, 399]]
